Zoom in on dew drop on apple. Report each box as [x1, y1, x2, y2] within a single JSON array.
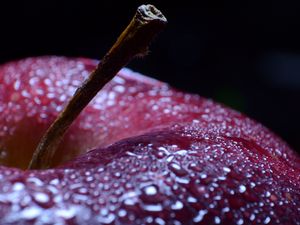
[[100, 208, 109, 216], [97, 213, 115, 224], [174, 149, 188, 156], [223, 166, 231, 173], [155, 217, 166, 225], [193, 209, 208, 223], [250, 182, 256, 188], [33, 192, 50, 204], [248, 213, 256, 221], [29, 77, 39, 86], [239, 185, 247, 193], [168, 162, 187, 177], [175, 176, 190, 185], [166, 155, 175, 163], [113, 172, 121, 178], [188, 162, 202, 172], [265, 191, 271, 197], [259, 202, 264, 207], [214, 216, 221, 224], [145, 216, 153, 223], [237, 218, 244, 225], [21, 90, 30, 98], [13, 80, 21, 90], [123, 196, 138, 206], [21, 206, 42, 220], [85, 176, 94, 182], [12, 182, 25, 191], [117, 209, 127, 218], [154, 150, 166, 159], [142, 203, 163, 212], [27, 177, 44, 186], [113, 85, 125, 93], [171, 200, 184, 210], [143, 185, 158, 196], [53, 194, 63, 203], [73, 193, 89, 202], [125, 151, 140, 158], [264, 216, 271, 224], [187, 196, 197, 203], [55, 206, 77, 219], [200, 173, 207, 179]]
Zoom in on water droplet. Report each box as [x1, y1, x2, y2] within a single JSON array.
[[193, 210, 208, 223], [12, 182, 25, 191], [171, 201, 183, 210], [113, 85, 125, 93], [21, 90, 30, 98], [223, 167, 231, 173], [85, 175, 94, 182], [114, 172, 121, 178], [14, 80, 21, 90], [250, 182, 256, 188], [163, 108, 171, 114], [239, 185, 246, 193], [222, 207, 230, 213], [237, 218, 244, 225], [143, 204, 163, 212], [126, 151, 140, 158], [264, 217, 271, 224], [55, 206, 77, 219], [166, 155, 175, 163], [118, 209, 127, 217], [34, 192, 50, 203], [98, 213, 116, 224], [174, 150, 188, 156], [145, 216, 153, 223], [155, 217, 166, 225], [175, 177, 190, 184], [214, 195, 222, 200], [27, 177, 44, 186], [113, 76, 125, 84], [168, 162, 187, 177], [187, 196, 197, 203], [215, 216, 221, 224], [200, 173, 207, 179], [250, 214, 256, 221], [259, 202, 264, 207], [143, 185, 158, 196], [21, 206, 42, 219], [154, 150, 166, 159], [123, 192, 138, 206]]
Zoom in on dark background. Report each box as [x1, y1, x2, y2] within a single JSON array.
[[0, 1, 299, 152]]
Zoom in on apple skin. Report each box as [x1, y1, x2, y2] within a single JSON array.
[[0, 56, 299, 224]]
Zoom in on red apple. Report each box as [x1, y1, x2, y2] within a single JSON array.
[[0, 4, 300, 225], [0, 56, 300, 224]]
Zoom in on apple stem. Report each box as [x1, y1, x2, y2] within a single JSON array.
[[28, 5, 167, 170]]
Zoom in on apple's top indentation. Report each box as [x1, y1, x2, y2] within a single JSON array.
[[28, 4, 167, 170]]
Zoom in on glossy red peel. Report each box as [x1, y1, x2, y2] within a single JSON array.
[[0, 57, 299, 224]]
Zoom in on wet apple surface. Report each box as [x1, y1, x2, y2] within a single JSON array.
[[0, 57, 299, 224], [0, 57, 172, 168]]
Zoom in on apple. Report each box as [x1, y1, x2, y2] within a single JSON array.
[[0, 4, 300, 225]]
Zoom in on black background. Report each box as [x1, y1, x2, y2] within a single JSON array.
[[0, 1, 299, 153]]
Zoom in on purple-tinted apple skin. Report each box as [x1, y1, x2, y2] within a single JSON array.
[[0, 57, 299, 224]]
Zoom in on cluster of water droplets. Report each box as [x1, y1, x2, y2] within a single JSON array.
[[0, 57, 299, 224]]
